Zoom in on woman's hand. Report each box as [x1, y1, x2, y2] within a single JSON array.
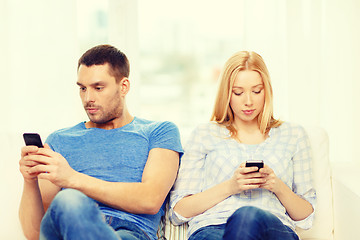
[[229, 162, 267, 195], [258, 165, 282, 194]]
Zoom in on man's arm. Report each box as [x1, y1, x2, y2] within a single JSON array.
[[19, 146, 61, 240], [28, 146, 180, 215], [72, 147, 180, 214]]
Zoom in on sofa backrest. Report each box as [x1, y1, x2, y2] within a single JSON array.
[[296, 126, 333, 240]]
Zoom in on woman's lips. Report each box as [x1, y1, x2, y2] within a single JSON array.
[[242, 109, 255, 115]]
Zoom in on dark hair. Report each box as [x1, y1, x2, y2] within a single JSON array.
[[78, 44, 130, 82]]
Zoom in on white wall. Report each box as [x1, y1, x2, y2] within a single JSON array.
[[321, 0, 360, 163], [0, 0, 79, 238]]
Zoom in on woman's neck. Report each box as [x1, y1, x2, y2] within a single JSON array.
[[233, 119, 259, 133], [233, 119, 267, 144]]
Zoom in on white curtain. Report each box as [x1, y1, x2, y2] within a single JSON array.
[[0, 0, 80, 137], [2, 0, 358, 162]]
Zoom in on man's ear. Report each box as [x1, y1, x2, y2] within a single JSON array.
[[119, 77, 130, 96]]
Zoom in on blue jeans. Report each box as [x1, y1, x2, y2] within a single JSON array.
[[189, 206, 299, 240], [40, 189, 150, 240]]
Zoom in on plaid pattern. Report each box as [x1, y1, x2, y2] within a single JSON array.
[[169, 121, 316, 238]]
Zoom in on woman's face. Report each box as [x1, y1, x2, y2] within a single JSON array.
[[230, 70, 265, 125]]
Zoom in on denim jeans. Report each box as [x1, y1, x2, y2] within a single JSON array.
[[40, 189, 150, 240], [189, 206, 299, 240]]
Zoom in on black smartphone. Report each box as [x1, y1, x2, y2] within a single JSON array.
[[245, 160, 264, 171], [23, 133, 43, 148]]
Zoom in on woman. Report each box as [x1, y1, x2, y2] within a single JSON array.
[[169, 51, 316, 240]]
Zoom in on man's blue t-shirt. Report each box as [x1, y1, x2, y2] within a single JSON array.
[[45, 117, 183, 240]]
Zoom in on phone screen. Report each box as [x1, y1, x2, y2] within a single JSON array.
[[23, 133, 43, 148], [245, 160, 264, 171]]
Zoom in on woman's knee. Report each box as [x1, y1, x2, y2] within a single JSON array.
[[224, 207, 296, 240], [231, 206, 260, 220], [230, 206, 282, 229], [228, 206, 274, 227]]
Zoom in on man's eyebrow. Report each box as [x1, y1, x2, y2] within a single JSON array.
[[76, 81, 107, 87], [90, 81, 106, 87]]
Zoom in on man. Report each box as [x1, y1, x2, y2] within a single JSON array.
[[19, 44, 183, 240]]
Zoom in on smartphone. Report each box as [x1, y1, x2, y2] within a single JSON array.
[[23, 133, 43, 148], [245, 160, 264, 171]]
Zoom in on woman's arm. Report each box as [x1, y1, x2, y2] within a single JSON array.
[[259, 125, 315, 221], [171, 124, 267, 220], [173, 179, 233, 218], [259, 165, 313, 221], [174, 164, 265, 218]]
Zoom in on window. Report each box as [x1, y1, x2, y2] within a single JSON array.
[[137, 0, 246, 138]]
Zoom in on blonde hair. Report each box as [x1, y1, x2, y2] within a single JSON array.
[[210, 51, 282, 137]]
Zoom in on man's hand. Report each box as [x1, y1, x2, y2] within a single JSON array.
[[19, 146, 42, 183], [19, 144, 62, 240], [23, 144, 78, 188]]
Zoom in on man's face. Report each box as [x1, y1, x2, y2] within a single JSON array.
[[77, 63, 124, 125]]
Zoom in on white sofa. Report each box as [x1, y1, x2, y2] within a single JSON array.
[[1, 126, 333, 239], [161, 126, 334, 240]]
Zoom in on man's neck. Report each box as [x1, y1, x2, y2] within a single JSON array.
[[85, 111, 134, 130]]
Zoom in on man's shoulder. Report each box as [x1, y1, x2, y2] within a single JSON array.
[[51, 122, 85, 134], [46, 122, 85, 141], [132, 117, 179, 132]]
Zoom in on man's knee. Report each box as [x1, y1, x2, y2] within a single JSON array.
[[50, 189, 95, 216]]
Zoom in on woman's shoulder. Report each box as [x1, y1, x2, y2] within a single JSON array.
[[192, 121, 229, 136], [184, 122, 231, 150], [272, 121, 307, 138]]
